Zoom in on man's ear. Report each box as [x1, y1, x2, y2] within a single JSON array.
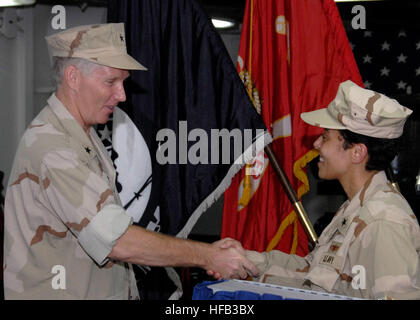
[[63, 65, 80, 90], [352, 143, 368, 164]]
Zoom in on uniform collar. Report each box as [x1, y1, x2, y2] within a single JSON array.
[[319, 171, 387, 241], [338, 171, 387, 233], [47, 93, 95, 152], [353, 171, 387, 207], [46, 93, 117, 188]]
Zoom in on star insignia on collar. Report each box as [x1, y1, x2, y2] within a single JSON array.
[[341, 218, 347, 227], [120, 34, 124, 42], [84, 146, 91, 154]]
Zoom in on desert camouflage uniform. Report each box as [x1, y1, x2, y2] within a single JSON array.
[[3, 94, 139, 299], [247, 171, 420, 299]]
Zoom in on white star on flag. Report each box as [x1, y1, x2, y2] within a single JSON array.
[[363, 55, 372, 63], [380, 67, 390, 76], [397, 54, 407, 63], [416, 67, 420, 76], [364, 31, 372, 37], [397, 80, 407, 89], [364, 80, 372, 88], [381, 41, 390, 51], [416, 41, 420, 50], [398, 30, 407, 37]]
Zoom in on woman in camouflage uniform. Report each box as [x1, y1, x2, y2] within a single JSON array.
[[246, 80, 420, 299]]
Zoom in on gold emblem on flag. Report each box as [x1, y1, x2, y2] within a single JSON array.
[[237, 68, 264, 207], [275, 15, 286, 35], [239, 69, 262, 115]]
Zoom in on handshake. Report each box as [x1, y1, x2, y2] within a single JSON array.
[[205, 238, 260, 280]]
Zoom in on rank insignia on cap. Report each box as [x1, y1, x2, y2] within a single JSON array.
[[45, 23, 147, 71]]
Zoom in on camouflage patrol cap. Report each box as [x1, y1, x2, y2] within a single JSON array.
[[300, 80, 412, 139], [45, 23, 147, 71]]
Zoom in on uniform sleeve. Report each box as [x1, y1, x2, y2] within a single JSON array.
[[348, 220, 420, 299], [246, 249, 311, 284], [39, 149, 132, 266]]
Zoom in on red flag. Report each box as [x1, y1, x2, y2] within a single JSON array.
[[222, 0, 363, 256]]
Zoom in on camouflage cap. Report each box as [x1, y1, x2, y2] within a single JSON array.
[[45, 23, 147, 71], [300, 80, 412, 139]]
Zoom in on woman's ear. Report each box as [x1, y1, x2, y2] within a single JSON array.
[[352, 143, 368, 164]]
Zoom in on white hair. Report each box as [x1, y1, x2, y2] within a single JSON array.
[[52, 57, 103, 88]]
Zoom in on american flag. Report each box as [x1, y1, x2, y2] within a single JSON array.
[[344, 25, 420, 218], [346, 28, 420, 97]]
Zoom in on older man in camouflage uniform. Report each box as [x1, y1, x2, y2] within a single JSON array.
[[246, 80, 420, 299], [3, 23, 258, 300]]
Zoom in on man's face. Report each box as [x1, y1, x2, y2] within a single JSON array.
[[76, 65, 129, 128], [313, 129, 353, 181]]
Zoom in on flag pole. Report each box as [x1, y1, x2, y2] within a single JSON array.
[[264, 144, 318, 246]]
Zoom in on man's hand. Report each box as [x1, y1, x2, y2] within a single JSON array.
[[205, 238, 259, 280], [213, 238, 246, 255]]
